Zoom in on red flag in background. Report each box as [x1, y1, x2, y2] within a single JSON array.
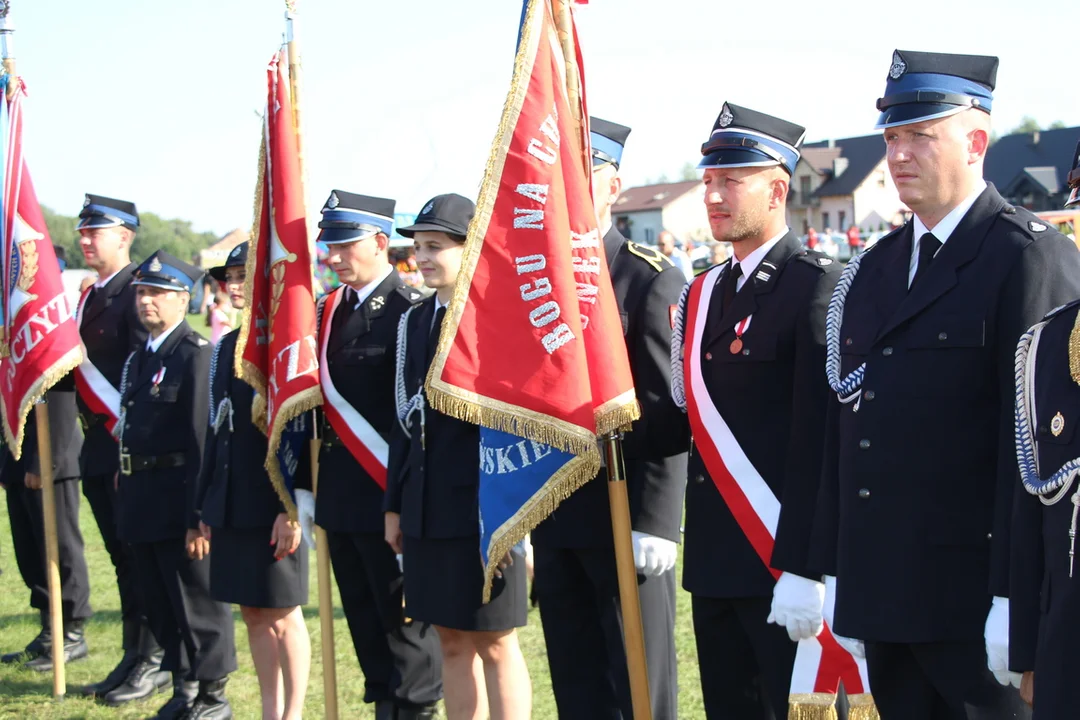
[[1, 77, 83, 456], [235, 53, 321, 515]]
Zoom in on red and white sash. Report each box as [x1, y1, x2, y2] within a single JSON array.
[[318, 288, 389, 489], [73, 285, 120, 433], [683, 265, 871, 702]]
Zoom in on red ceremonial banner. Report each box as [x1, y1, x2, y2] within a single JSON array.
[[426, 0, 637, 458], [1, 78, 83, 457], [235, 53, 320, 515]]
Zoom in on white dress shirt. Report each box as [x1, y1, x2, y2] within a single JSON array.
[[147, 319, 184, 353], [346, 265, 394, 309], [908, 180, 986, 287], [732, 227, 789, 291]]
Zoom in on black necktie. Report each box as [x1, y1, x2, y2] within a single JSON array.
[[911, 232, 941, 289], [721, 263, 742, 314], [426, 306, 446, 364]]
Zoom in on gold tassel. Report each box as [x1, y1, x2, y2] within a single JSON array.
[[845, 693, 880, 720], [787, 694, 839, 720], [2, 345, 83, 462]]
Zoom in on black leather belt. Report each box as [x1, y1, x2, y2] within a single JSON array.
[[119, 451, 186, 476]]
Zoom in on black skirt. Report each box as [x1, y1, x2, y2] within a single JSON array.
[[402, 534, 527, 632], [209, 525, 309, 608]]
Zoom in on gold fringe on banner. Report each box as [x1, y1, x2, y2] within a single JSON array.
[[787, 694, 839, 720], [1, 344, 83, 461], [262, 385, 321, 522], [846, 693, 880, 720], [234, 124, 268, 399], [1068, 305, 1080, 386]]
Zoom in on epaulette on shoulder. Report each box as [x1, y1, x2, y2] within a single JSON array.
[[626, 242, 676, 273], [999, 204, 1060, 238], [1042, 298, 1080, 323], [794, 250, 837, 271], [394, 285, 425, 304], [184, 332, 210, 348]]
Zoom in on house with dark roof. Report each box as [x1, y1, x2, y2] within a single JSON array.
[[611, 179, 708, 245], [789, 135, 908, 235], [985, 127, 1080, 211]]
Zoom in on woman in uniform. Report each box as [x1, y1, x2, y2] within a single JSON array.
[[196, 242, 312, 720], [384, 194, 532, 720]]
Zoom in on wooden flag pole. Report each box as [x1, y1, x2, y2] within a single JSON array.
[[35, 400, 67, 699], [283, 5, 339, 719], [552, 2, 653, 718]]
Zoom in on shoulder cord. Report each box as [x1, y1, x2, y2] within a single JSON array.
[[824, 250, 869, 405], [670, 281, 692, 411], [394, 305, 425, 438], [207, 338, 234, 434], [111, 351, 136, 441]]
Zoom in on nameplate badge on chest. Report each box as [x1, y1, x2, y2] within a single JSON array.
[[150, 367, 166, 397], [730, 315, 753, 355]]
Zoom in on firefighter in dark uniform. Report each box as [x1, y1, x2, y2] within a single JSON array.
[[386, 193, 532, 720], [1009, 141, 1080, 717], [194, 241, 312, 720], [294, 190, 441, 720], [72, 194, 166, 701], [1, 373, 92, 672], [809, 50, 1080, 718], [115, 250, 236, 719], [672, 104, 842, 719], [529, 118, 688, 720]]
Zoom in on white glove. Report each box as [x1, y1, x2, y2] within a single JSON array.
[[985, 596, 1021, 688], [396, 554, 403, 573], [768, 572, 825, 641], [631, 531, 677, 577], [295, 489, 316, 550], [823, 575, 865, 659]]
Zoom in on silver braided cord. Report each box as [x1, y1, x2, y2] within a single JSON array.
[[825, 249, 868, 403], [207, 338, 234, 434], [111, 351, 136, 440], [1014, 321, 1080, 501], [395, 306, 424, 438], [670, 281, 691, 411]]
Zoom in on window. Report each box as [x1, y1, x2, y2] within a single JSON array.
[[800, 176, 811, 199], [644, 227, 655, 244], [822, 212, 830, 231], [839, 211, 847, 230]]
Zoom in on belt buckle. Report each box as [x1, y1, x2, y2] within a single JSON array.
[[119, 452, 132, 476]]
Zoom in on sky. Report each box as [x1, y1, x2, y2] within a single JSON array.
[[14, 0, 1080, 237]]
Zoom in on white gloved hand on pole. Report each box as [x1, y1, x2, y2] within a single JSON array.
[[823, 574, 865, 659], [295, 489, 316, 551], [631, 531, 677, 577], [985, 596, 1021, 688], [768, 572, 826, 641]]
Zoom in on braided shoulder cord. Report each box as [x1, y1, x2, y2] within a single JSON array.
[[670, 281, 692, 411], [824, 250, 868, 403], [207, 338, 234, 434], [111, 351, 136, 441], [394, 306, 425, 438], [1015, 320, 1080, 501]]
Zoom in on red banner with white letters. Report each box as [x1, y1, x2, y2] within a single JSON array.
[[1, 78, 83, 457]]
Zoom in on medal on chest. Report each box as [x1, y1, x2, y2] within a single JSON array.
[[730, 315, 752, 354], [150, 367, 166, 397]]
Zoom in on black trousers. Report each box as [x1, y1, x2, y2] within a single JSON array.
[[326, 530, 441, 708], [534, 545, 678, 720], [865, 640, 1031, 720], [82, 473, 144, 647], [691, 595, 797, 720], [5, 474, 92, 621], [130, 539, 236, 681]]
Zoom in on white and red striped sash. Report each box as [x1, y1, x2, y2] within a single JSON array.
[[682, 265, 871, 701], [73, 285, 120, 434], [318, 288, 388, 489]]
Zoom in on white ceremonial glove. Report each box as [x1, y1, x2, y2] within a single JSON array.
[[985, 596, 1022, 688], [823, 575, 866, 659], [768, 572, 826, 642], [631, 531, 677, 577], [396, 554, 403, 573], [295, 489, 316, 551]]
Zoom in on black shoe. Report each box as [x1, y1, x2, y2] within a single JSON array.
[[1, 613, 50, 663], [80, 649, 139, 697], [104, 653, 171, 706], [25, 622, 89, 671], [180, 678, 232, 719], [398, 704, 438, 720], [153, 678, 199, 720]]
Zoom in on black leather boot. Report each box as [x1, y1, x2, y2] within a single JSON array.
[[25, 619, 89, 671], [181, 678, 233, 719], [103, 650, 171, 706], [80, 617, 144, 697], [398, 704, 439, 720], [153, 676, 199, 720], [1, 610, 50, 663]]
